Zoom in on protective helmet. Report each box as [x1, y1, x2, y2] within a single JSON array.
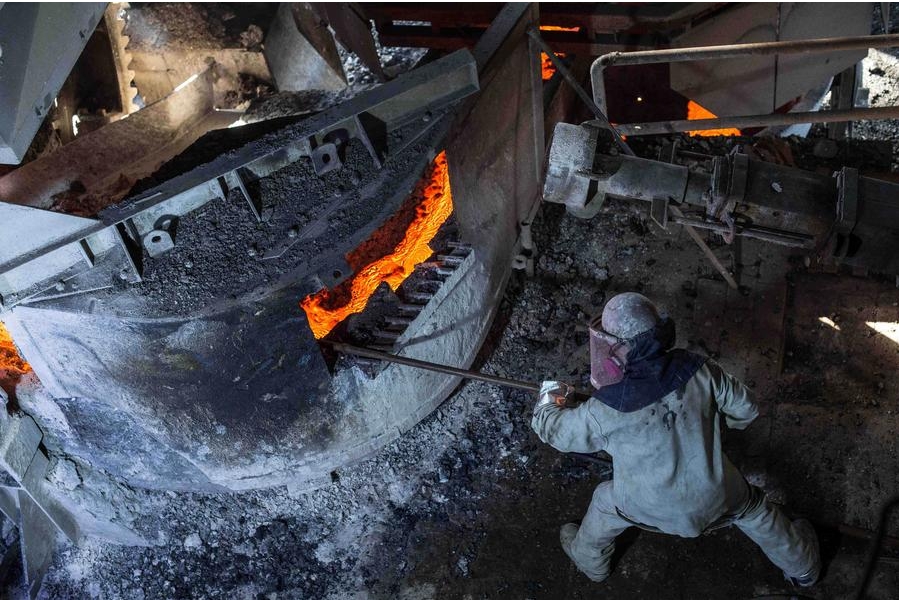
[[589, 292, 662, 388]]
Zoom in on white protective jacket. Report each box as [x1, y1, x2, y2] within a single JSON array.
[[532, 361, 759, 538]]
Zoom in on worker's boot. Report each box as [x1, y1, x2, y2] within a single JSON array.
[[560, 523, 614, 583], [784, 519, 821, 587]]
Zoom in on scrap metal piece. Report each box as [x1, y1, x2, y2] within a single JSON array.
[[0, 3, 107, 164]]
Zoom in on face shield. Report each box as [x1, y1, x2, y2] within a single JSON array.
[[589, 315, 629, 389]]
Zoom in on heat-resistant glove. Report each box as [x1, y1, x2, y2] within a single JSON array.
[[537, 380, 574, 408]]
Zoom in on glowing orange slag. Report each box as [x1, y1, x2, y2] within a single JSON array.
[[541, 51, 566, 81], [537, 25, 574, 81], [686, 100, 742, 137], [0, 323, 31, 376], [300, 151, 454, 339], [539, 25, 580, 32]]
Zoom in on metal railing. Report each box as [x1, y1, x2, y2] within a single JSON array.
[[590, 33, 899, 135]]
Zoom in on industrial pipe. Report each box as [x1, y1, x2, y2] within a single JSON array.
[[609, 105, 899, 136], [598, 33, 899, 68], [590, 32, 899, 117]]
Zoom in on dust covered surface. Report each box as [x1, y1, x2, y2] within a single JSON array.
[[42, 189, 899, 598], [125, 4, 278, 52]]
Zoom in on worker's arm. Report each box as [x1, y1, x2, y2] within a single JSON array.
[[705, 361, 759, 430], [531, 381, 608, 453]]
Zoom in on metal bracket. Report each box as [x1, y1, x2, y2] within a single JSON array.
[[226, 168, 271, 222], [113, 221, 143, 283], [142, 230, 175, 258], [310, 142, 343, 175]]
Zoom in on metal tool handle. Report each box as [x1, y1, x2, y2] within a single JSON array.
[[326, 341, 541, 392], [328, 342, 611, 468]]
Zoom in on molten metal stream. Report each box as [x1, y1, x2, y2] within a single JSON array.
[[301, 152, 454, 339], [0, 323, 31, 375], [686, 100, 742, 137]]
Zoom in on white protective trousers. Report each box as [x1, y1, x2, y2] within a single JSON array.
[[532, 361, 818, 581]]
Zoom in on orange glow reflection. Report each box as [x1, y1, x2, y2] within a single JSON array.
[[300, 152, 454, 339], [686, 101, 742, 137]]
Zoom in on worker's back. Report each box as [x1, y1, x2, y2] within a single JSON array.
[[532, 292, 819, 586], [587, 361, 758, 537]]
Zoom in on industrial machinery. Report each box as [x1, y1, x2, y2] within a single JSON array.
[[544, 121, 899, 277]]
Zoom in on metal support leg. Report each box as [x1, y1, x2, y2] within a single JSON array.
[[670, 204, 739, 290]]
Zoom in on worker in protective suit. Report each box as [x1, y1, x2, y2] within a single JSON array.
[[532, 292, 821, 586]]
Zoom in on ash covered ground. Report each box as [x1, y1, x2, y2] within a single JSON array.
[[41, 131, 899, 597]]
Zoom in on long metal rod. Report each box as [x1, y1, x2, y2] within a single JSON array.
[[670, 216, 815, 248], [329, 341, 613, 468], [597, 33, 899, 68], [614, 105, 899, 136], [327, 341, 541, 392], [669, 205, 739, 290], [526, 27, 635, 157]]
